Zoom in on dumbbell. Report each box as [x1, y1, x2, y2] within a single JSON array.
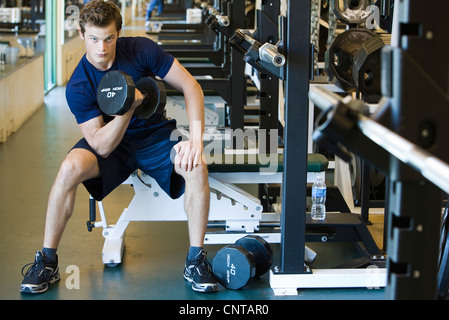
[[212, 235, 273, 290], [96, 70, 166, 120]]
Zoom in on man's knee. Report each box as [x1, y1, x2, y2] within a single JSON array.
[[176, 163, 208, 184], [58, 149, 99, 185]]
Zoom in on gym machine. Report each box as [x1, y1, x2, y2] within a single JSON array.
[[309, 0, 449, 299], [266, 0, 392, 295], [222, 0, 386, 294], [155, 4, 221, 66], [228, 0, 284, 152], [145, 0, 208, 35], [160, 0, 249, 131]]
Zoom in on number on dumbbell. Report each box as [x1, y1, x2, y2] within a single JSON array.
[[96, 70, 166, 120]]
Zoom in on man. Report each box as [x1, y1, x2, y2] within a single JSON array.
[[145, 0, 164, 21], [20, 0, 218, 294]]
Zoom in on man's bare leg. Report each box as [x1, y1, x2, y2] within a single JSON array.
[[176, 162, 218, 293], [43, 148, 100, 249], [175, 162, 210, 248], [21, 148, 99, 294]]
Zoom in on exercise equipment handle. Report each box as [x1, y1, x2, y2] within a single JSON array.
[[259, 43, 285, 67], [310, 86, 449, 194], [357, 115, 449, 195]]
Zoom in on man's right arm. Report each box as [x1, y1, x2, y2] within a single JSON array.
[[78, 89, 144, 158]]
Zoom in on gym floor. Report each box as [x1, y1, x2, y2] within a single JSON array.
[[0, 17, 386, 301]]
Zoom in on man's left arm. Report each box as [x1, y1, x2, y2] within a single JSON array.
[[163, 59, 205, 171]]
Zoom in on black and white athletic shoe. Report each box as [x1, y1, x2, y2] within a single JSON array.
[[20, 251, 60, 294], [184, 251, 218, 293]]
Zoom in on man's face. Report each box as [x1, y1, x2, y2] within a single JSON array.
[[80, 22, 119, 70]]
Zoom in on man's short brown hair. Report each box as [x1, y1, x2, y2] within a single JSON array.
[[79, 0, 122, 34]]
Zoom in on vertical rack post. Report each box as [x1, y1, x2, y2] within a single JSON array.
[[279, 0, 311, 274]]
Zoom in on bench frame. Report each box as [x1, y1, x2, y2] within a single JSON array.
[[88, 167, 324, 266]]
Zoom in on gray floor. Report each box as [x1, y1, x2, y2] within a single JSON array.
[[0, 16, 385, 301]]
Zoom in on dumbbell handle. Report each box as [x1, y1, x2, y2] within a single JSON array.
[[131, 89, 152, 115], [131, 88, 145, 106]]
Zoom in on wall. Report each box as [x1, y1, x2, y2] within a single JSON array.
[[57, 35, 85, 86], [0, 55, 45, 143]]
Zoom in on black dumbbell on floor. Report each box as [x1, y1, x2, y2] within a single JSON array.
[[213, 235, 273, 290], [96, 70, 166, 120]]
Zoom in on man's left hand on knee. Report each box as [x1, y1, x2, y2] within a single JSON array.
[[173, 140, 204, 171]]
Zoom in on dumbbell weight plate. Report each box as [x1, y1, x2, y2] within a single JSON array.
[[352, 35, 384, 100], [134, 77, 167, 120], [213, 245, 256, 290], [97, 70, 135, 116], [235, 235, 273, 277], [334, 0, 371, 25], [325, 28, 377, 92]]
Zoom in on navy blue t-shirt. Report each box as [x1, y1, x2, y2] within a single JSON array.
[[66, 37, 175, 132]]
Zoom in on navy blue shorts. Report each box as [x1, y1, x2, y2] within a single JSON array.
[[72, 119, 186, 201]]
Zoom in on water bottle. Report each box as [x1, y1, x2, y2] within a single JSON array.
[[311, 176, 326, 220]]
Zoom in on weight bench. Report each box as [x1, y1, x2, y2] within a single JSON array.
[[87, 153, 328, 266]]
